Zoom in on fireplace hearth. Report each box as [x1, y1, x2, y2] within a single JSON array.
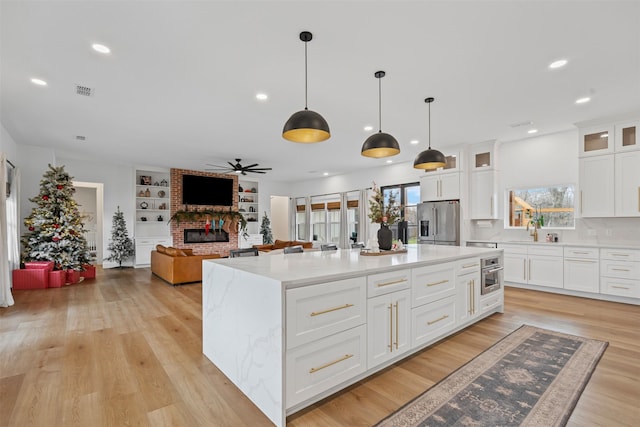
[[184, 228, 229, 244]]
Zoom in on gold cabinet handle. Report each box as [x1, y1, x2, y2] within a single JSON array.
[[528, 259, 531, 281], [471, 279, 476, 313], [388, 304, 393, 351], [310, 303, 354, 317], [568, 259, 597, 264], [394, 301, 399, 350], [523, 259, 526, 281], [309, 354, 353, 373], [462, 263, 479, 269], [377, 278, 408, 287], [611, 268, 630, 272], [610, 253, 630, 257], [426, 279, 448, 287], [612, 285, 630, 290], [427, 314, 449, 325], [572, 251, 589, 255], [468, 281, 473, 315]]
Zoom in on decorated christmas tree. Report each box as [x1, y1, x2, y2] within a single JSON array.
[[106, 206, 135, 268], [21, 164, 91, 271], [260, 211, 274, 244]]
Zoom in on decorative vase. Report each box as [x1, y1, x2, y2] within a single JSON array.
[[377, 223, 393, 251]]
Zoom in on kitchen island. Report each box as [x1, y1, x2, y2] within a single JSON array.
[[202, 245, 503, 426]]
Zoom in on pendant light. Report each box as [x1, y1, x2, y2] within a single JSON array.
[[283, 31, 330, 143], [361, 71, 400, 158], [413, 97, 446, 170]]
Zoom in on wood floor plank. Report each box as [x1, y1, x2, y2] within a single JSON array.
[[1, 266, 638, 427]]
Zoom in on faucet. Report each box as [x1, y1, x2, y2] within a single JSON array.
[[530, 226, 538, 242]]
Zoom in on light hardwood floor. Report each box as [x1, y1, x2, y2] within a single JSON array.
[[1, 267, 638, 426]]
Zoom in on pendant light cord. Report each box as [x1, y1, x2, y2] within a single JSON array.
[[378, 76, 382, 132], [428, 101, 431, 149], [304, 40, 308, 111]]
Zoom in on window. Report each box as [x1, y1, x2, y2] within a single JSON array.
[[507, 185, 575, 229], [381, 182, 420, 243], [295, 197, 307, 240]]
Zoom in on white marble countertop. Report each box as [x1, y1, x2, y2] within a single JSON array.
[[205, 245, 501, 288], [492, 240, 640, 250]]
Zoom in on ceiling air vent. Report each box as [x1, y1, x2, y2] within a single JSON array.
[[75, 135, 86, 142], [75, 85, 93, 97], [509, 120, 533, 128]]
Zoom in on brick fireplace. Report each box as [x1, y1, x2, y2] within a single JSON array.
[[170, 168, 238, 256]]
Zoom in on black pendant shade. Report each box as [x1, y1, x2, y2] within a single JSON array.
[[283, 31, 330, 143], [361, 71, 400, 158], [283, 109, 331, 143], [414, 97, 446, 170]]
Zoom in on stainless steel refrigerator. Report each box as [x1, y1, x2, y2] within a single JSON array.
[[417, 200, 460, 246]]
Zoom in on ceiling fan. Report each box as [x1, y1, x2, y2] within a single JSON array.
[[205, 159, 272, 175]]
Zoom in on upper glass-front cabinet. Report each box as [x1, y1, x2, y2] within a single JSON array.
[[579, 125, 615, 157], [424, 153, 459, 173], [615, 121, 639, 153]]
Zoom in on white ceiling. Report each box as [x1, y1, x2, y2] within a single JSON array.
[[2, 1, 639, 182]]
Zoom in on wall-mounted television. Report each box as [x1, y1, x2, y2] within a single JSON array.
[[182, 174, 234, 206]]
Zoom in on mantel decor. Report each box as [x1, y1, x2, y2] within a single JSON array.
[[169, 209, 248, 237]]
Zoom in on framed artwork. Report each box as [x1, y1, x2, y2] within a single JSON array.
[[140, 175, 152, 185]]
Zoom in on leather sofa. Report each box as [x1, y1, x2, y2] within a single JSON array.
[[151, 245, 221, 285], [253, 239, 313, 252]]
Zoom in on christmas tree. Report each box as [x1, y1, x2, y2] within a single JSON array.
[[260, 211, 274, 244], [21, 164, 91, 271], [106, 206, 135, 268]]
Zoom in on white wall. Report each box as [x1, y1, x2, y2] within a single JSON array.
[[0, 123, 17, 162]]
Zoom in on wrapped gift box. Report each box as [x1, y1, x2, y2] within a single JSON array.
[[12, 269, 49, 290], [48, 270, 66, 288], [66, 270, 81, 284], [24, 261, 54, 271], [80, 264, 96, 279]]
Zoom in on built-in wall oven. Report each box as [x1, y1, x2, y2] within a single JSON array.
[[481, 256, 503, 295]]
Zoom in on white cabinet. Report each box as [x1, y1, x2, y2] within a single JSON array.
[[469, 170, 498, 219], [579, 155, 615, 217], [420, 172, 460, 202], [615, 151, 640, 217], [286, 324, 366, 407], [238, 180, 260, 234], [134, 237, 171, 266], [367, 289, 411, 369], [366, 270, 411, 369], [469, 140, 497, 170], [286, 277, 366, 349], [411, 262, 456, 307], [411, 295, 456, 347], [600, 248, 640, 298], [563, 246, 599, 293], [579, 125, 615, 157], [456, 259, 481, 325], [614, 121, 639, 153], [500, 244, 563, 289]]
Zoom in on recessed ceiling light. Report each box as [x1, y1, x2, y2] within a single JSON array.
[[575, 97, 591, 104], [528, 129, 538, 134], [386, 160, 393, 164], [31, 78, 47, 86], [92, 43, 111, 54], [256, 93, 268, 101], [549, 59, 568, 69], [410, 139, 419, 145], [364, 125, 373, 132], [323, 172, 329, 176]]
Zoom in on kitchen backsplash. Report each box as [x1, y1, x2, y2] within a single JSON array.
[[467, 217, 640, 245]]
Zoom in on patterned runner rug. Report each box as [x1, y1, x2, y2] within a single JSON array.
[[375, 325, 608, 427]]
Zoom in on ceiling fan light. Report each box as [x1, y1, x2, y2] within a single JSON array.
[[283, 109, 331, 143], [413, 149, 446, 170], [361, 132, 400, 158]]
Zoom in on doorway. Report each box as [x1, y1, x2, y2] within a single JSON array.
[[73, 182, 104, 264]]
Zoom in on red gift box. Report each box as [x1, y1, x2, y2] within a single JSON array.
[[48, 270, 66, 288], [24, 261, 54, 271], [80, 264, 96, 279], [66, 270, 81, 284], [12, 269, 49, 290]]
